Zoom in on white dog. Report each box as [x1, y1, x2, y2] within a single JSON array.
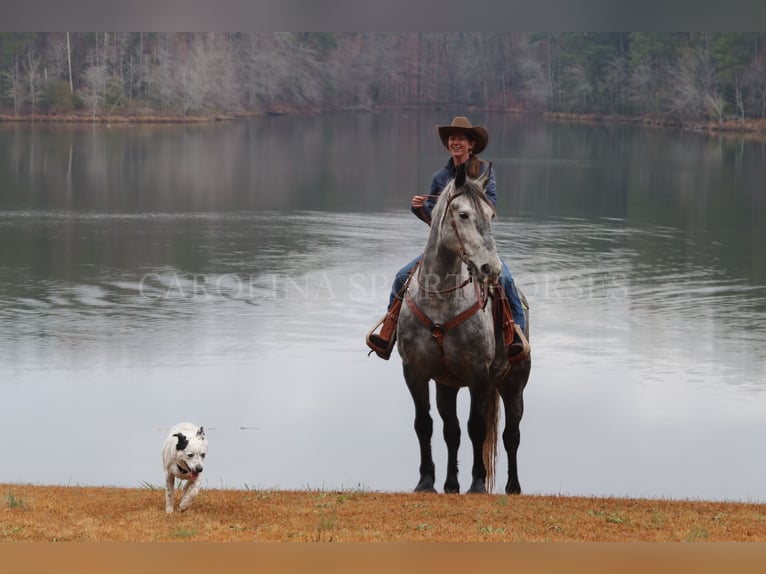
[[162, 423, 208, 513]]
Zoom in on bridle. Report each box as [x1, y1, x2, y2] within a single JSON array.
[[414, 188, 495, 297], [405, 184, 496, 353], [444, 188, 495, 267]]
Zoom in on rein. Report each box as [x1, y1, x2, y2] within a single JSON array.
[[414, 261, 472, 295], [414, 188, 494, 296], [406, 175, 496, 353]]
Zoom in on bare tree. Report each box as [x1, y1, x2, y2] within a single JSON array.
[[22, 45, 41, 112], [144, 34, 176, 111], [561, 61, 592, 111], [705, 93, 726, 122], [82, 61, 107, 117], [45, 33, 69, 82], [324, 33, 377, 110], [743, 56, 766, 118], [516, 34, 555, 110], [175, 38, 210, 116], [1, 60, 23, 115], [733, 78, 745, 120], [239, 32, 324, 112], [666, 46, 723, 122], [602, 54, 629, 112], [628, 58, 658, 115], [516, 50, 551, 108], [67, 32, 73, 94]]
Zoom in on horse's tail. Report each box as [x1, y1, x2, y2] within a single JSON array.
[[483, 388, 500, 493]]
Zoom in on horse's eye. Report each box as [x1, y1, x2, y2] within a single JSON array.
[[459, 212, 469, 220]]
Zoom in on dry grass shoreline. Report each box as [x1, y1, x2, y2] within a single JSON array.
[[3, 110, 766, 140], [2, 484, 766, 542]]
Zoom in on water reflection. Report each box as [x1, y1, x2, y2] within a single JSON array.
[[1, 113, 765, 500]]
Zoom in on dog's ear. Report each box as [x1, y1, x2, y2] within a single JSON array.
[[196, 426, 205, 439], [173, 432, 188, 451]]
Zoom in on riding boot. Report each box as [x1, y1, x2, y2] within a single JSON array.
[[366, 297, 403, 360], [508, 324, 531, 362], [497, 288, 530, 362]]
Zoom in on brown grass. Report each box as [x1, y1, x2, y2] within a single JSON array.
[[2, 484, 765, 542]]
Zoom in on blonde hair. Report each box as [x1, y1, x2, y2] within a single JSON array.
[[466, 155, 486, 179]]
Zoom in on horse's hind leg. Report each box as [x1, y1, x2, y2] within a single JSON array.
[[436, 384, 460, 493], [499, 365, 530, 494], [466, 384, 491, 494], [404, 366, 436, 493], [502, 390, 524, 494]]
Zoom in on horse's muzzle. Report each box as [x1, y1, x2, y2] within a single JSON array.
[[473, 259, 502, 284]]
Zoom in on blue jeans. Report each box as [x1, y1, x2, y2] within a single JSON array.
[[389, 255, 526, 332]]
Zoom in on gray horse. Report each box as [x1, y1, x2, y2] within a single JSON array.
[[396, 163, 532, 494]]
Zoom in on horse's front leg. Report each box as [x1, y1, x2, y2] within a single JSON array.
[[466, 382, 491, 494], [436, 384, 460, 493], [404, 365, 436, 493]]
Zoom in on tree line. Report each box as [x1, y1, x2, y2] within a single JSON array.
[[2, 32, 766, 123]]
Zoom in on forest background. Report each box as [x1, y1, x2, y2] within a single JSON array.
[[2, 32, 766, 126]]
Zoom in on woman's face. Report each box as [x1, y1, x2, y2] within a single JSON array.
[[448, 133, 474, 163]]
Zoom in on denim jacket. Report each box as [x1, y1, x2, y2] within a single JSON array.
[[412, 155, 497, 225]]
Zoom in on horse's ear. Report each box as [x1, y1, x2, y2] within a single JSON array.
[[455, 162, 467, 188]]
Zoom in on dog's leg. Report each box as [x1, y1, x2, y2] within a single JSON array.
[[178, 478, 200, 512], [165, 474, 176, 514]]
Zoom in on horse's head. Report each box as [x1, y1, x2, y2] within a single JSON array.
[[435, 163, 502, 285]]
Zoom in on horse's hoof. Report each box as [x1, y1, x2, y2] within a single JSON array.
[[505, 480, 521, 495], [414, 485, 437, 493], [444, 485, 460, 494], [414, 478, 437, 493], [467, 480, 487, 494]]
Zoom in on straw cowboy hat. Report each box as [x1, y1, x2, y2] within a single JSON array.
[[437, 116, 489, 155]]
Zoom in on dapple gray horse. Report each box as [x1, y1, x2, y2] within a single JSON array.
[[397, 163, 531, 494]]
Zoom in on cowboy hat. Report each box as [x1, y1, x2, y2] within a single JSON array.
[[436, 116, 489, 155]]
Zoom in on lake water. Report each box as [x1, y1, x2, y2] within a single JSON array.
[[1, 112, 765, 501]]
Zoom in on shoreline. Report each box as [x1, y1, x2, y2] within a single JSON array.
[[3, 109, 766, 140], [0, 112, 252, 124], [542, 111, 766, 139]]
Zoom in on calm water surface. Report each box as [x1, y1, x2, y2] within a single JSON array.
[[1, 112, 765, 500]]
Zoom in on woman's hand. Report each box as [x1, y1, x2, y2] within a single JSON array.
[[410, 195, 432, 226]]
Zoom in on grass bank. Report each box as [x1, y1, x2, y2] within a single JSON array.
[[2, 484, 765, 542]]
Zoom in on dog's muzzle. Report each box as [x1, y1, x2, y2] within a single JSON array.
[[177, 462, 204, 480]]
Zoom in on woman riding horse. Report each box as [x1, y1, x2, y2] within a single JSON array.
[[367, 116, 529, 362], [390, 153, 531, 494]]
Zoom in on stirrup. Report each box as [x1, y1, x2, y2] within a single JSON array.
[[366, 316, 396, 360], [508, 324, 531, 362]]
